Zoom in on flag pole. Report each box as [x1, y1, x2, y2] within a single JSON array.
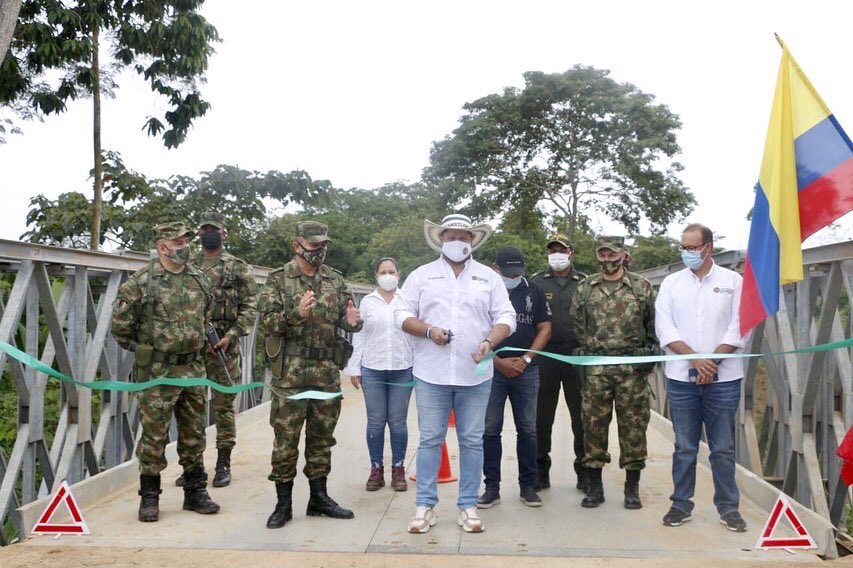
[[774, 33, 786, 50]]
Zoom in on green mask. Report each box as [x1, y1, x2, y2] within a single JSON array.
[[598, 259, 622, 276], [170, 246, 191, 266], [299, 246, 327, 267]]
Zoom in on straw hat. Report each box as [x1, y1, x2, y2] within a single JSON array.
[[423, 213, 492, 253]]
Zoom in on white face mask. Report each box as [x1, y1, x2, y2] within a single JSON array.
[[442, 240, 472, 263], [548, 252, 571, 271], [377, 274, 399, 291]]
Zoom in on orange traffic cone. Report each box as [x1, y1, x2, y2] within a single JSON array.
[[409, 441, 458, 483], [448, 409, 456, 428]]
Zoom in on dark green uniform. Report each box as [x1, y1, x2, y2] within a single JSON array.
[[571, 270, 657, 470], [111, 227, 212, 477], [192, 249, 258, 450], [258, 257, 362, 483], [530, 265, 586, 480]]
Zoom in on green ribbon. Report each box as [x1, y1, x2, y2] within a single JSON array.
[[474, 337, 853, 377]]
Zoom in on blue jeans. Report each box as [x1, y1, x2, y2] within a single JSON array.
[[667, 378, 742, 515], [361, 367, 414, 467], [483, 365, 539, 490], [414, 377, 491, 510]]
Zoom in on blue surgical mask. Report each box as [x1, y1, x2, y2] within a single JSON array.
[[502, 275, 522, 289], [681, 250, 704, 270]]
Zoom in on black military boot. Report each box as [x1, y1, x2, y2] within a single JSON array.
[[306, 477, 354, 519], [138, 474, 161, 522], [212, 448, 232, 488], [182, 466, 221, 514], [266, 481, 293, 529], [624, 469, 642, 509], [174, 473, 185, 486], [581, 468, 605, 508], [576, 467, 591, 493], [535, 469, 550, 491]]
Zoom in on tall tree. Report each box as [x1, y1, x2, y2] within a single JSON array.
[[425, 66, 696, 238], [0, 0, 219, 249], [0, 0, 21, 63]]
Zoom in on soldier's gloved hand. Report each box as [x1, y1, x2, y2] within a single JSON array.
[[350, 375, 361, 390], [346, 299, 362, 327], [298, 290, 317, 319]]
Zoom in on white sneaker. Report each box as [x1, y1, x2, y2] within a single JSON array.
[[408, 506, 436, 534], [457, 507, 484, 533]]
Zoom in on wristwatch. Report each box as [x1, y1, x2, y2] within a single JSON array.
[[522, 355, 533, 365]]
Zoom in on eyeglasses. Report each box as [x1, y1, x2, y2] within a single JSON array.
[[679, 243, 708, 252]]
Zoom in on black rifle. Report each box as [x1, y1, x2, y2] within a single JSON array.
[[206, 325, 233, 383]]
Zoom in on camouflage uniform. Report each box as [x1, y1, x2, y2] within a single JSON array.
[[258, 222, 363, 484], [111, 222, 212, 477], [192, 213, 258, 451], [571, 237, 657, 472]]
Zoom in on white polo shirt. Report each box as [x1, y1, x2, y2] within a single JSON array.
[[654, 261, 746, 383], [394, 256, 517, 386], [344, 290, 413, 375]]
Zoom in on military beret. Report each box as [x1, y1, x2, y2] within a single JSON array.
[[154, 221, 194, 242], [296, 221, 332, 244], [595, 235, 626, 253], [199, 211, 225, 230]]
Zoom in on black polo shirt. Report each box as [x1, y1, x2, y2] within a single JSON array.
[[495, 277, 551, 359]]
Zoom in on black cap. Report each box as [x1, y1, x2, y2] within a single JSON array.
[[495, 246, 526, 277]]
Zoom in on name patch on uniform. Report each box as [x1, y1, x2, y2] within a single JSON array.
[[428, 276, 446, 280], [471, 276, 489, 283], [714, 287, 734, 294]]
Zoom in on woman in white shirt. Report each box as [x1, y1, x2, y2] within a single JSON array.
[[346, 257, 414, 492]]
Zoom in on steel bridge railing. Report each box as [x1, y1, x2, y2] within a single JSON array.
[[0, 239, 370, 544]]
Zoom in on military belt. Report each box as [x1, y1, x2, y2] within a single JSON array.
[[150, 350, 202, 365], [284, 344, 333, 360]]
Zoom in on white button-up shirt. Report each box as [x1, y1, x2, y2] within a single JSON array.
[[394, 257, 517, 386], [655, 261, 746, 383], [344, 290, 413, 375]]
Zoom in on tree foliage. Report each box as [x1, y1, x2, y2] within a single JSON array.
[[426, 66, 697, 238]]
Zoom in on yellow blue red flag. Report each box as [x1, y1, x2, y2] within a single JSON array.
[[741, 37, 853, 336]]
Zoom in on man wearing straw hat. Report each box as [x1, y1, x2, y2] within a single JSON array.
[[395, 213, 516, 534]]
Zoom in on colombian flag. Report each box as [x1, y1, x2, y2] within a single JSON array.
[[740, 38, 853, 336]]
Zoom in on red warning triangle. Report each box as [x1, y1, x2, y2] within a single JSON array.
[[31, 480, 90, 536], [755, 494, 816, 550]]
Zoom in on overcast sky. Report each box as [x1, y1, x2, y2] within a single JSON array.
[[1, 0, 851, 252]]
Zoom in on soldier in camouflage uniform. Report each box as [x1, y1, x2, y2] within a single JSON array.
[[570, 236, 657, 510], [173, 212, 258, 488], [258, 221, 363, 529], [111, 221, 220, 522]]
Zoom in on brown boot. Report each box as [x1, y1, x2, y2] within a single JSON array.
[[390, 465, 407, 492], [365, 465, 384, 491]]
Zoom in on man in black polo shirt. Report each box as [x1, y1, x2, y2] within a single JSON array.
[[478, 247, 552, 509]]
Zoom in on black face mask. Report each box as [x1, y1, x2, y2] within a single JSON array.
[[200, 232, 222, 250]]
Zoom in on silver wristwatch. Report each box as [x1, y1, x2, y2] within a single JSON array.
[[522, 355, 533, 365]]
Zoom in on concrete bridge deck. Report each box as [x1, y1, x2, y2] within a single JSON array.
[[0, 382, 830, 565]]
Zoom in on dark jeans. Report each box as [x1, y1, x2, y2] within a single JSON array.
[[483, 365, 540, 490], [361, 367, 414, 467], [667, 378, 742, 515], [536, 356, 584, 476]]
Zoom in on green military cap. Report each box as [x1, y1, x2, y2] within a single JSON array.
[[199, 211, 225, 230], [547, 233, 573, 249], [595, 235, 626, 253], [296, 220, 332, 244], [154, 221, 194, 242]]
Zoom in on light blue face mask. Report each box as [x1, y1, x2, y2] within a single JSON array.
[[502, 275, 522, 289], [681, 250, 704, 270]]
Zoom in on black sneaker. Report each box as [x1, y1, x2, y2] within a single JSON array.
[[519, 486, 542, 508], [720, 511, 747, 532], [477, 488, 501, 509], [662, 506, 692, 527]]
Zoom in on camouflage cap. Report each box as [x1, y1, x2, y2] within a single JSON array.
[[547, 233, 573, 249], [595, 235, 626, 253], [296, 220, 332, 244], [154, 221, 194, 242], [199, 211, 225, 230]]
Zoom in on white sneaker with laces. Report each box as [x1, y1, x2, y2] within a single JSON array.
[[457, 507, 484, 533], [408, 506, 436, 534]]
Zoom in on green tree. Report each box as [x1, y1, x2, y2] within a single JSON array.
[[1, 0, 220, 249], [628, 235, 682, 271], [426, 66, 696, 239]]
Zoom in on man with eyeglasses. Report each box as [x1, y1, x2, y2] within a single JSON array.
[[655, 223, 747, 532]]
